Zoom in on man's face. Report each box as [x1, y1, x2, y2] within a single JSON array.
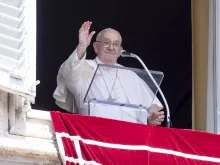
[[93, 29, 122, 65]]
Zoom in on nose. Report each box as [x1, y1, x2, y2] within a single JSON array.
[[108, 43, 114, 50]]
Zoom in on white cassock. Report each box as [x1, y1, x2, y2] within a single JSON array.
[[53, 48, 163, 124]]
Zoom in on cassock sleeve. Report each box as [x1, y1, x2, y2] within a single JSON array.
[[53, 48, 86, 113]]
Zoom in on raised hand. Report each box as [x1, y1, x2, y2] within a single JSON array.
[[77, 21, 96, 59]]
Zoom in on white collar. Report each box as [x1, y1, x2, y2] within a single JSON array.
[[95, 56, 117, 66], [94, 56, 118, 72]]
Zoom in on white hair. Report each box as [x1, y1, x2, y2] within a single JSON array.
[[96, 28, 122, 43]]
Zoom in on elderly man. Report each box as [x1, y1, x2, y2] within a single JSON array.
[[53, 21, 165, 125]]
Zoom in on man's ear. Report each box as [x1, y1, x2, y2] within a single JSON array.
[[118, 46, 123, 56], [120, 46, 123, 52], [93, 42, 98, 54]]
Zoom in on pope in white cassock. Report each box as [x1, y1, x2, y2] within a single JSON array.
[[53, 21, 165, 125]]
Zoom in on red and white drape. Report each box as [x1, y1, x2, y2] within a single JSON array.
[[50, 111, 220, 165]]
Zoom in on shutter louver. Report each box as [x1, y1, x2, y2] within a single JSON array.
[[0, 0, 36, 103]]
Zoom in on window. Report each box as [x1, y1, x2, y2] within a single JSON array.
[[0, 0, 36, 103]]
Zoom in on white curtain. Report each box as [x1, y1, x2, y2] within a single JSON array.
[[206, 0, 220, 134]]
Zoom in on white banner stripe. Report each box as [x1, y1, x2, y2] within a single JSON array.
[[65, 156, 101, 165], [73, 139, 84, 165], [56, 132, 220, 163], [55, 133, 101, 165], [55, 132, 67, 165]]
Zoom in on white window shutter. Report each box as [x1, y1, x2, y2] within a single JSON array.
[[0, 0, 37, 103]]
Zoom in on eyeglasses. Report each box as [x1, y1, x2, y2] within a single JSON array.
[[96, 40, 121, 49]]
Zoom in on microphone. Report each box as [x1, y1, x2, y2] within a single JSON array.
[[120, 50, 171, 128], [120, 50, 136, 57]]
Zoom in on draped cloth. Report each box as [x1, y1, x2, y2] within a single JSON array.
[[50, 111, 220, 165]]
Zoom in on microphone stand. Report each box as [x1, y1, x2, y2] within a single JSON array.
[[121, 52, 171, 128]]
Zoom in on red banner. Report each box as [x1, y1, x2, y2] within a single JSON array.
[[50, 111, 220, 165]]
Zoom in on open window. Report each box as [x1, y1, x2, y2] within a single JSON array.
[[0, 0, 37, 103]]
